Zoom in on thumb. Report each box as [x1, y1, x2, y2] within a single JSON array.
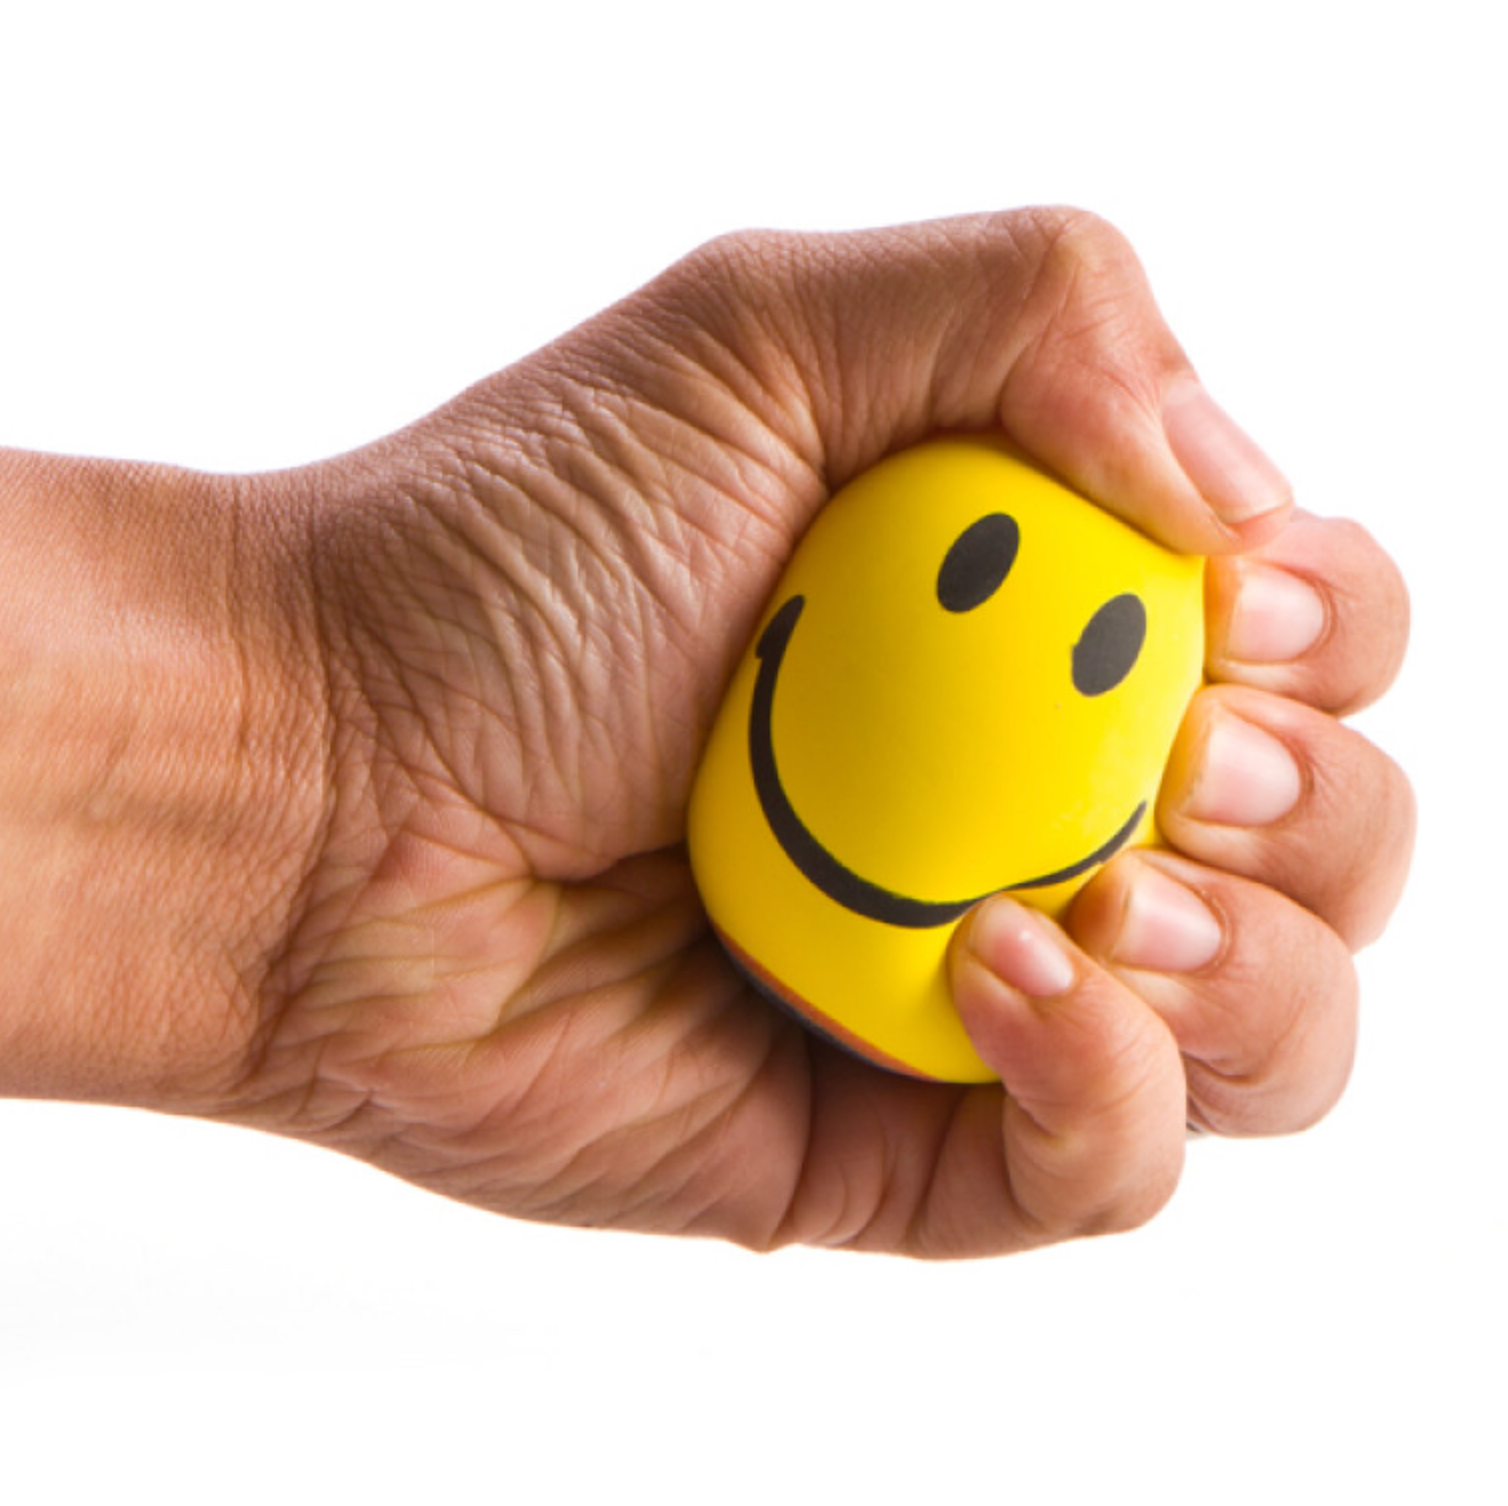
[[640, 207, 1293, 554]]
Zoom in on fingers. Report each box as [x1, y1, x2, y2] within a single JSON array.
[[993, 213, 1293, 553], [1071, 853, 1359, 1136], [796, 852, 1362, 1257], [1205, 511, 1410, 713], [1159, 683, 1416, 949], [624, 208, 1293, 555], [944, 900, 1188, 1246]]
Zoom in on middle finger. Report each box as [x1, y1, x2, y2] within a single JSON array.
[[1157, 682, 1416, 949]]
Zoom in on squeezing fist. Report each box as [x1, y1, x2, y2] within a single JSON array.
[[0, 209, 1412, 1257]]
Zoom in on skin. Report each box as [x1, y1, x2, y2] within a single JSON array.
[[0, 208, 1413, 1258]]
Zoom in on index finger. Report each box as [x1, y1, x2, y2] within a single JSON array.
[[1204, 511, 1410, 712], [641, 207, 1294, 555]]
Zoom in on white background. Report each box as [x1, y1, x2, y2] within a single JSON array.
[[0, 2, 1501, 1501]]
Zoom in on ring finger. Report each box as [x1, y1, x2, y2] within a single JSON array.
[[1072, 850, 1360, 1137]]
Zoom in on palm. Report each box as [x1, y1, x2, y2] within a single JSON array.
[[271, 379, 1012, 1253]]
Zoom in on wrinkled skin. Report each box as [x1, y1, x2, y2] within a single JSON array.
[[0, 210, 1412, 1258]]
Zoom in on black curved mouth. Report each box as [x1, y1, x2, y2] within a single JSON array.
[[748, 594, 1146, 930]]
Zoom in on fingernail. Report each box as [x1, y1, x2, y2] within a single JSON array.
[[1163, 377, 1292, 527], [1226, 562, 1327, 663], [1110, 865, 1224, 973], [1182, 710, 1302, 827], [967, 901, 1076, 998]]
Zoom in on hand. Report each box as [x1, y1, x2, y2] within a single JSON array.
[[0, 209, 1412, 1257]]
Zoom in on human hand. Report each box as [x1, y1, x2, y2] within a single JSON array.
[[1, 210, 1412, 1257]]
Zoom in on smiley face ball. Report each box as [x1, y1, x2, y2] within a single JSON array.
[[688, 436, 1205, 1083]]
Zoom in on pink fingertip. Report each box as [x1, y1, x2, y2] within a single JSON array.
[[968, 902, 1076, 999]]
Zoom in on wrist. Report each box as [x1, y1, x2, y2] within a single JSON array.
[[0, 450, 331, 1109]]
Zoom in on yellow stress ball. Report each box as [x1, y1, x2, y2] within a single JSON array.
[[688, 435, 1205, 1083]]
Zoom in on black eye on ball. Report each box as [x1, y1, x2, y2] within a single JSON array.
[[1073, 594, 1147, 696], [937, 513, 1020, 613]]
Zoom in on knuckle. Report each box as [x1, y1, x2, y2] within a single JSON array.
[[1188, 935, 1359, 1136], [1021, 206, 1148, 311], [1339, 754, 1416, 948], [1020, 205, 1136, 273], [1326, 514, 1384, 564], [1321, 517, 1411, 712], [1300, 728, 1414, 949], [645, 229, 828, 392], [668, 227, 804, 308], [1006, 205, 1181, 382], [1080, 1158, 1183, 1238], [1327, 516, 1400, 593], [1197, 1036, 1355, 1138]]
